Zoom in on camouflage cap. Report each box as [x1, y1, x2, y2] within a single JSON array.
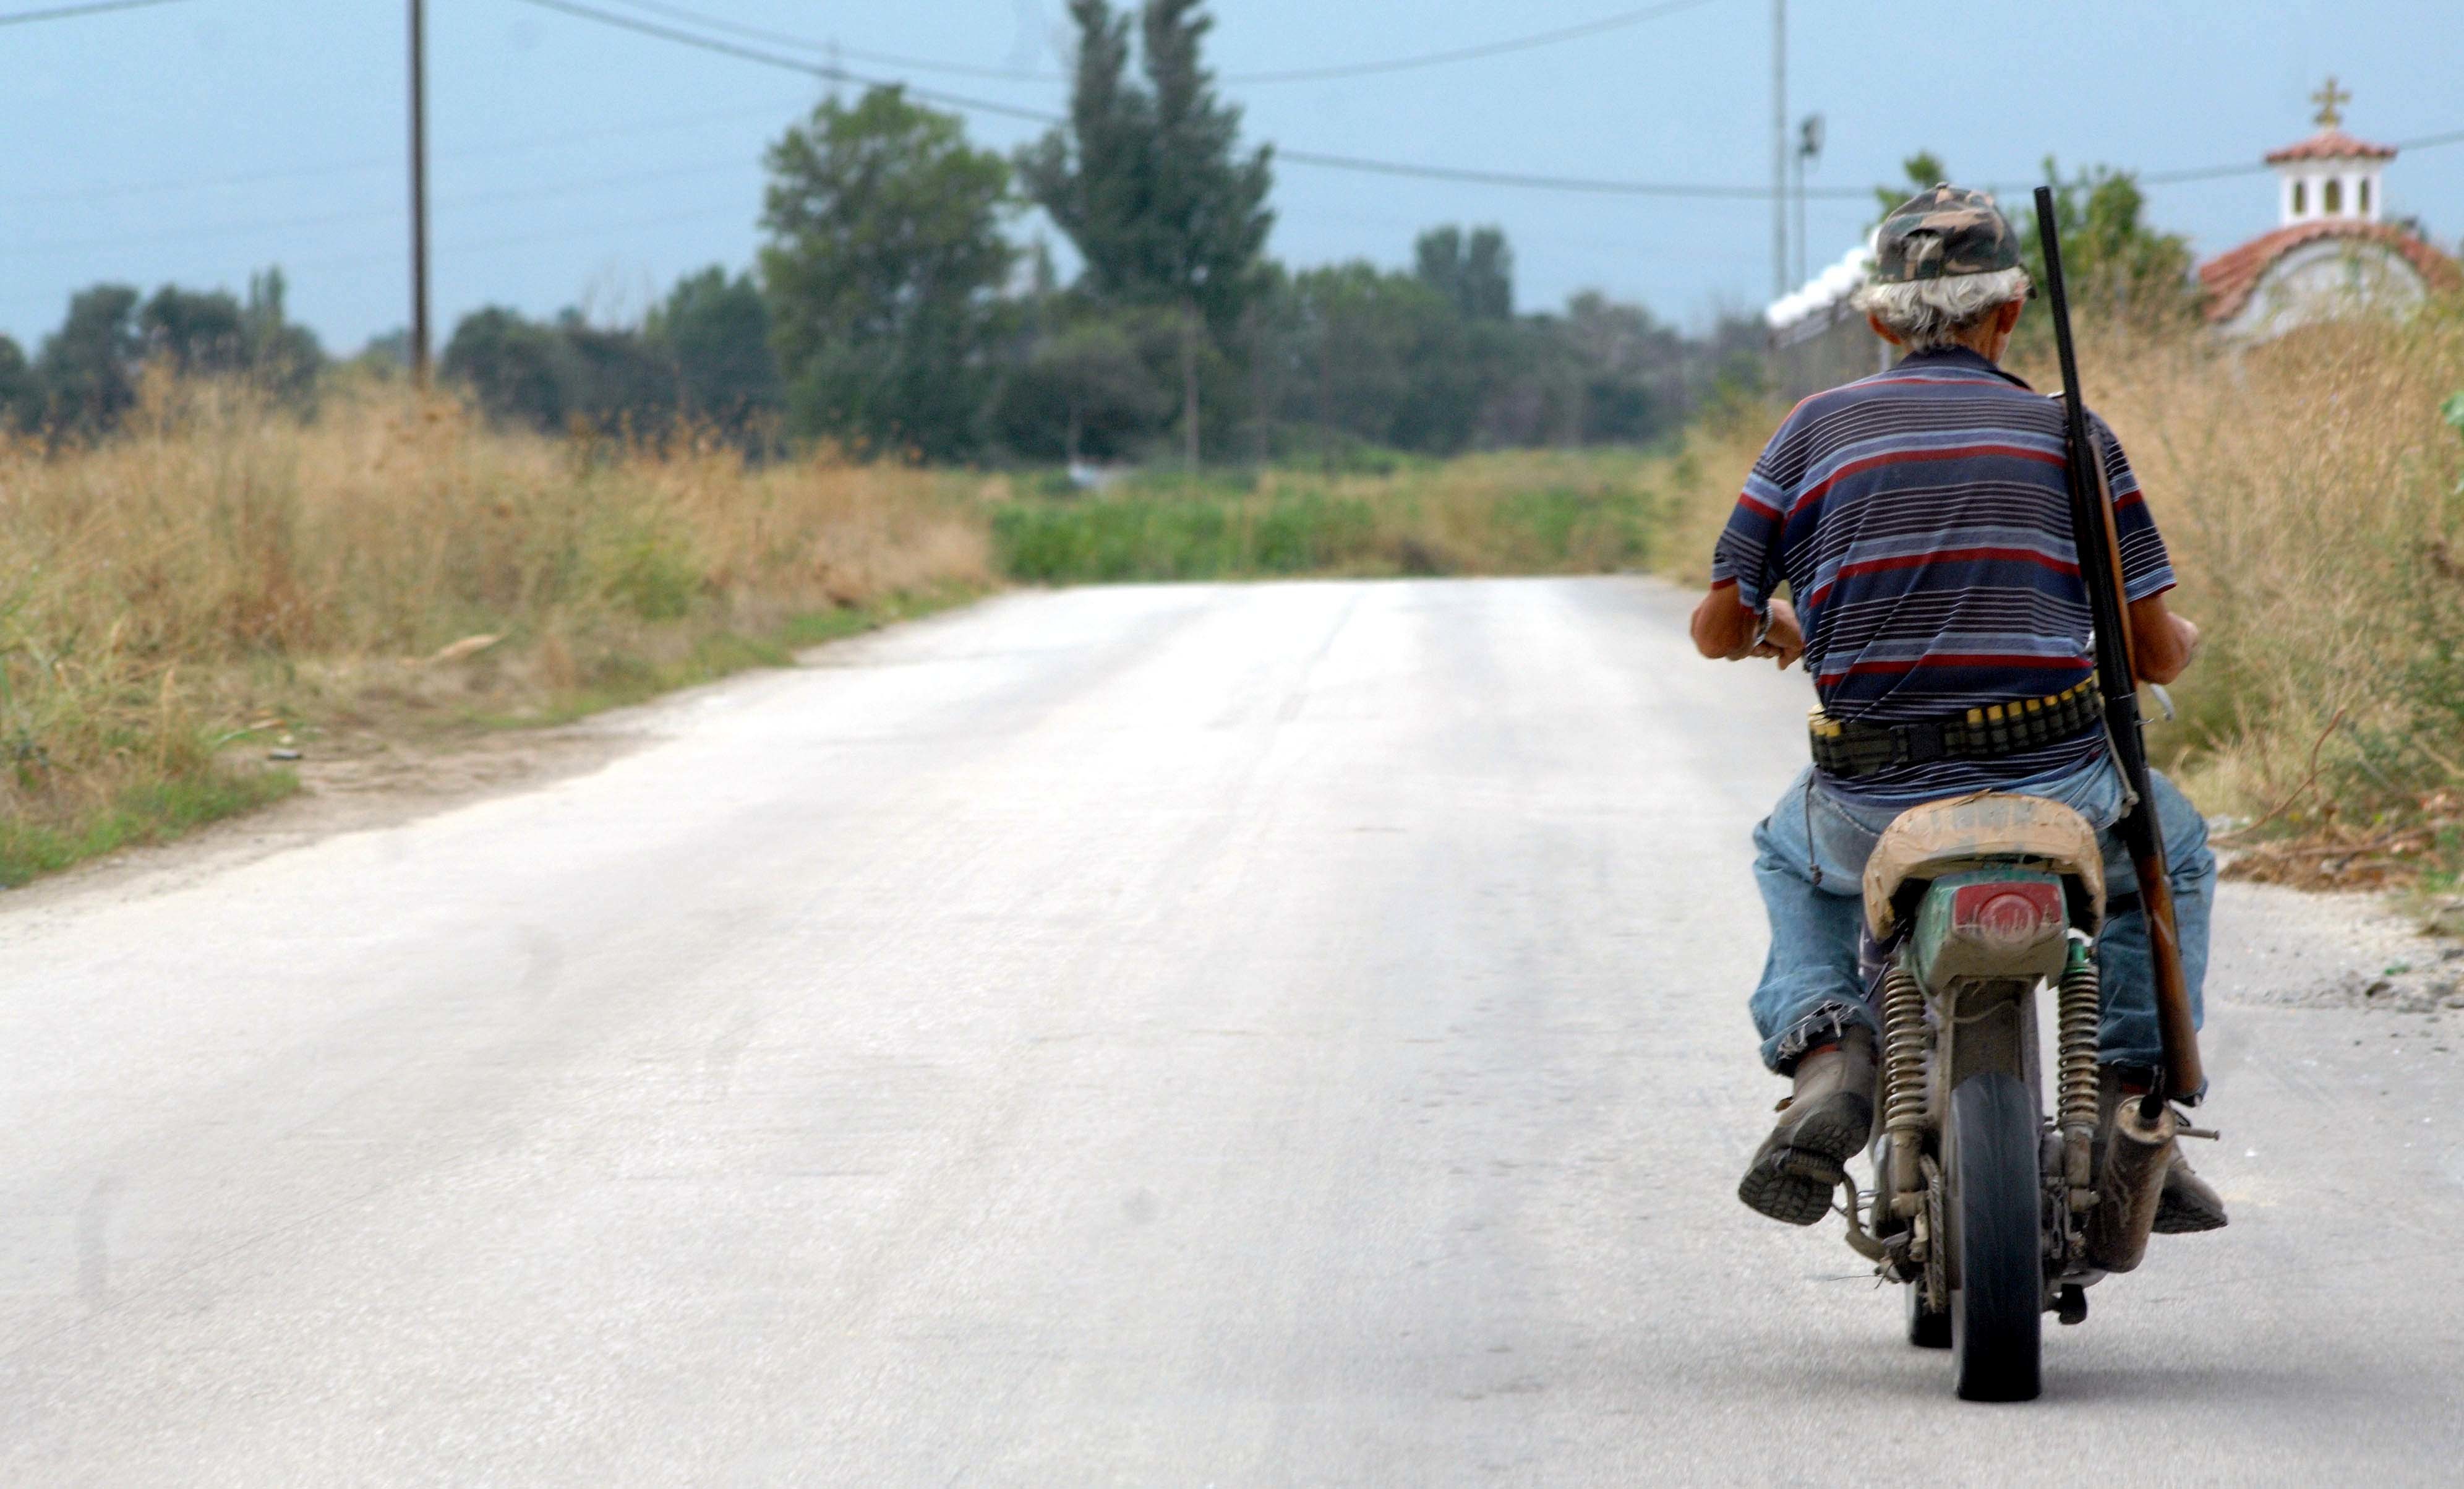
[[1873, 184, 2022, 283]]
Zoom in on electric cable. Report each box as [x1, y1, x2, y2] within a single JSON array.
[[509, 0, 1874, 200], [518, 0, 2464, 202], [591, 0, 1730, 86], [0, 0, 187, 25], [2, 158, 759, 259], [2, 97, 806, 208]]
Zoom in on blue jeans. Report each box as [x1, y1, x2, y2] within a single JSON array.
[[1748, 757, 2215, 1080]]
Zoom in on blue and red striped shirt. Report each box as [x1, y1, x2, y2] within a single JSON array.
[[1710, 346, 2176, 805]]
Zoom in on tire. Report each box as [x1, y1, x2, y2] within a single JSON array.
[[1906, 1281, 1951, 1349], [1948, 1071, 2043, 1402]]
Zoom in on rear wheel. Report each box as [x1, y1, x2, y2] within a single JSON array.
[[1948, 1071, 2043, 1401]]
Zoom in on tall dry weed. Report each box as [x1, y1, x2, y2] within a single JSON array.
[[0, 379, 988, 865]]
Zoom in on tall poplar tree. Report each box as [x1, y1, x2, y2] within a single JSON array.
[[1019, 0, 1273, 464]]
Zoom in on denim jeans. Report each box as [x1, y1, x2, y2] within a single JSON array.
[[1747, 755, 2214, 1080]]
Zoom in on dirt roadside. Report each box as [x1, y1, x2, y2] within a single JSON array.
[[0, 707, 645, 918]]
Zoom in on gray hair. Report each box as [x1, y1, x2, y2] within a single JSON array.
[[1850, 265, 2034, 353]]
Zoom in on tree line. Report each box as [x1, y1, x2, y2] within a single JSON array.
[[426, 0, 1767, 465], [0, 1, 1788, 461]]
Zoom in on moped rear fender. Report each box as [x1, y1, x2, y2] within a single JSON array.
[[1908, 867, 2073, 996]]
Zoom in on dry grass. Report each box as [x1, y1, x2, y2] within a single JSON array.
[[0, 376, 990, 882], [1646, 309, 2464, 891]]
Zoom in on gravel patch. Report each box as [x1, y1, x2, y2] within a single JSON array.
[[2210, 880, 2464, 1016]]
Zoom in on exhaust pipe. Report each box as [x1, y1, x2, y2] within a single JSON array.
[[2086, 1095, 2175, 1274]]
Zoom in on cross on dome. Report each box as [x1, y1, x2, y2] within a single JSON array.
[[2312, 75, 2351, 129]]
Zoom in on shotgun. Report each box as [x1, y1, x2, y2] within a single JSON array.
[[2030, 185, 2205, 1106]]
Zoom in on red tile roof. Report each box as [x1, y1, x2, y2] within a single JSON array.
[[2265, 129, 2398, 163], [2197, 220, 2460, 323]]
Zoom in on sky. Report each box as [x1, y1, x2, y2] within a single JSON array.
[[1, 0, 2458, 354]]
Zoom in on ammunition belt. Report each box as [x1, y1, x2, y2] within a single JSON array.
[[1809, 677, 2101, 779]]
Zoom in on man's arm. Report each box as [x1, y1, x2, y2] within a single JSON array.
[[1691, 585, 1802, 668], [2127, 590, 2199, 685]]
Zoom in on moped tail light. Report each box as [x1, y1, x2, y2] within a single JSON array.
[[1951, 879, 2064, 949]]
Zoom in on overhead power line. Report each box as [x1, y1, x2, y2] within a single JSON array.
[[593, 0, 1048, 82], [0, 0, 187, 24], [1230, 0, 1727, 85], [592, 0, 1731, 87], [523, 0, 2464, 204], [1272, 147, 1863, 199], [509, 0, 1875, 200], [2138, 124, 2464, 184], [2, 97, 808, 208]]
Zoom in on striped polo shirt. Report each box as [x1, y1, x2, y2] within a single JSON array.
[[1710, 346, 2176, 806]]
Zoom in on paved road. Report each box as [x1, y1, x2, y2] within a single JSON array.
[[2, 579, 2459, 1486]]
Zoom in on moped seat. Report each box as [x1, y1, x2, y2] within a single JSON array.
[[1862, 792, 2105, 940]]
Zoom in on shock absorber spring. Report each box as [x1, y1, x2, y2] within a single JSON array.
[[2057, 939, 2102, 1191], [1880, 963, 1928, 1206]]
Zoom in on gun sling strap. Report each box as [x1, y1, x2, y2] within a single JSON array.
[[1808, 677, 2102, 779]]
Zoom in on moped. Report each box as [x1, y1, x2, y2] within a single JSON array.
[[1828, 791, 2193, 1402]]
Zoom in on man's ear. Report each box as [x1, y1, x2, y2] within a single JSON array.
[[1865, 312, 1904, 346], [1997, 298, 2026, 337]]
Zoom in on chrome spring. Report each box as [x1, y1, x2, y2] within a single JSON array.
[[1880, 964, 1929, 1148], [2057, 946, 2102, 1168]]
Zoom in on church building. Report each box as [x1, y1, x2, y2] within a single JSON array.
[[2196, 80, 2459, 341]]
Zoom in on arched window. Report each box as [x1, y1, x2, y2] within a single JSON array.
[[2360, 178, 2372, 215], [2292, 179, 2308, 215], [2324, 178, 2344, 215]]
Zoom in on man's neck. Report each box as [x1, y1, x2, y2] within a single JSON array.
[[1951, 325, 2009, 363]]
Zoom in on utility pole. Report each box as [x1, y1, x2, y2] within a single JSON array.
[[1771, 0, 1787, 303], [408, 0, 430, 384]]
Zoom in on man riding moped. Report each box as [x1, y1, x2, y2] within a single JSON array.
[[1690, 186, 2229, 1238]]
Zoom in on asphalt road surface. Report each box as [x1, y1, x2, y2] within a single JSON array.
[[4, 578, 2460, 1486]]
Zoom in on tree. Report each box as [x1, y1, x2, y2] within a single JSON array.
[[993, 306, 1177, 461], [2020, 160, 2196, 333], [0, 335, 39, 434], [442, 306, 568, 431], [644, 266, 783, 436], [1273, 264, 1468, 452], [140, 270, 323, 408], [1872, 151, 1950, 218], [237, 270, 325, 408], [552, 310, 678, 436], [760, 85, 1015, 461], [36, 284, 142, 436], [1415, 226, 1514, 321], [1019, 0, 1274, 463], [140, 285, 246, 375], [1550, 291, 1689, 445]]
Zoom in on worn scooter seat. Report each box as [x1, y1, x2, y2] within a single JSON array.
[[1861, 792, 2106, 940]]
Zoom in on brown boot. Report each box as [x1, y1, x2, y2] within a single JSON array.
[[2098, 1066, 2229, 1235], [1739, 1026, 1876, 1225], [2154, 1148, 2229, 1233]]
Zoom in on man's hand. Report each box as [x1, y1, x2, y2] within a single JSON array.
[[1690, 586, 1803, 670], [1753, 599, 1805, 669], [2127, 592, 2200, 685]]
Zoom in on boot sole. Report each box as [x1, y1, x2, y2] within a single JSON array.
[[2152, 1190, 2229, 1234], [1738, 1099, 1870, 1226]]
